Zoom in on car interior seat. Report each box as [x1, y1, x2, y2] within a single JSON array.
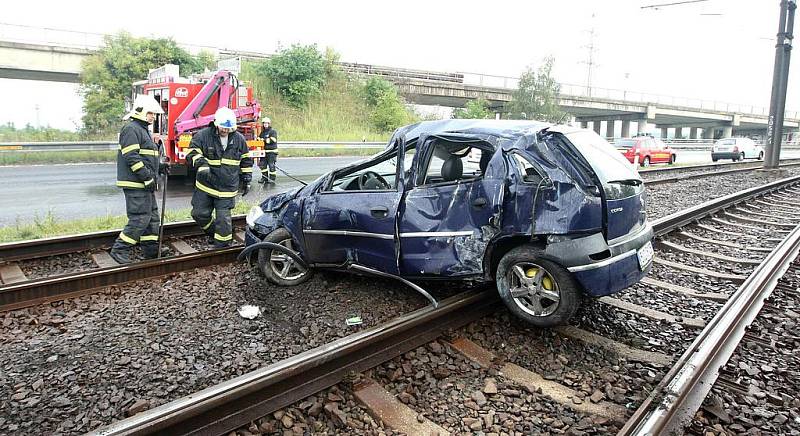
[[441, 155, 463, 182]]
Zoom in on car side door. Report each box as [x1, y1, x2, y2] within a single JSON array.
[[398, 138, 503, 278], [301, 147, 402, 273]]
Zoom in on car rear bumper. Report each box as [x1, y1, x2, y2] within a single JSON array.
[[712, 152, 740, 160], [543, 224, 654, 297]]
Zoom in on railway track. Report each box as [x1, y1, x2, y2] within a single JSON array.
[[2, 159, 795, 314], [84, 175, 800, 435]]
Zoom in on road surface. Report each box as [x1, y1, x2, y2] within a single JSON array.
[[1, 150, 798, 226]]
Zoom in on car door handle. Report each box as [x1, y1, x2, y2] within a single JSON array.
[[472, 198, 487, 208], [370, 206, 389, 218]]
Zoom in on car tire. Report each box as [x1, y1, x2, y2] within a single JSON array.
[[758, 151, 764, 160], [640, 156, 650, 167], [712, 157, 718, 162], [495, 245, 581, 327], [669, 154, 676, 165], [257, 227, 313, 286]]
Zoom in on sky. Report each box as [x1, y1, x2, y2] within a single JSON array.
[[0, 0, 795, 131]]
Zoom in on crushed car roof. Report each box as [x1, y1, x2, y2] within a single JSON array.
[[391, 119, 560, 142]]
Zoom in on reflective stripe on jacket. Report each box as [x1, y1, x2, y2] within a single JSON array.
[[259, 127, 278, 151], [185, 126, 254, 198], [116, 120, 158, 190]]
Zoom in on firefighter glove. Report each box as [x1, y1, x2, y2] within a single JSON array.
[[159, 162, 170, 175], [196, 165, 211, 184], [143, 178, 156, 192], [241, 183, 250, 196]]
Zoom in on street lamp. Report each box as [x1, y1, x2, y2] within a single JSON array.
[[765, 0, 797, 169]]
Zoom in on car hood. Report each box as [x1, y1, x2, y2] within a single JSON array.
[[260, 187, 302, 212]]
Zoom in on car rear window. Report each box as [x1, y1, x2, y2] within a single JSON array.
[[717, 139, 736, 145], [616, 139, 638, 147]]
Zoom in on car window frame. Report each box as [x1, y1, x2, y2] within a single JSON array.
[[319, 147, 401, 194]]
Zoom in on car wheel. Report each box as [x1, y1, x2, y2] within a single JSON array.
[[640, 156, 650, 167], [257, 227, 313, 286], [496, 246, 581, 327], [758, 151, 764, 160], [712, 157, 718, 162], [669, 154, 676, 165]]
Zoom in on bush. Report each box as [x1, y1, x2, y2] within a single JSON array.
[[361, 77, 415, 132], [257, 45, 327, 108], [453, 98, 492, 119]]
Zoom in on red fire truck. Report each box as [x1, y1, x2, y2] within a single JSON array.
[[130, 62, 264, 176]]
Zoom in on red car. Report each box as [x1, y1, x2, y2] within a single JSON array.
[[618, 137, 676, 167]]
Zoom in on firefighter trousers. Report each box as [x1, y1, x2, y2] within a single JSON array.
[[191, 190, 234, 247], [259, 152, 278, 181], [111, 189, 160, 257]]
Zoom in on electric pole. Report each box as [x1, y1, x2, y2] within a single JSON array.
[[766, 0, 796, 169], [581, 14, 598, 97]]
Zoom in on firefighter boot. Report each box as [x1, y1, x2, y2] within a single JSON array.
[[109, 247, 132, 264], [141, 243, 165, 260]]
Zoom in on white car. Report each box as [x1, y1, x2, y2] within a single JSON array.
[[711, 137, 764, 162]]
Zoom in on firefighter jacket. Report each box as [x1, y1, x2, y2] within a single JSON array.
[[186, 126, 254, 199], [259, 127, 278, 152], [116, 119, 158, 190]]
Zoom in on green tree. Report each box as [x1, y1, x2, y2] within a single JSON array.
[[506, 56, 567, 123], [79, 32, 211, 133], [361, 77, 413, 132], [256, 44, 327, 108], [453, 97, 492, 119]]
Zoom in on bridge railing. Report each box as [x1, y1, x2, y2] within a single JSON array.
[[0, 141, 387, 152], [460, 71, 800, 120]]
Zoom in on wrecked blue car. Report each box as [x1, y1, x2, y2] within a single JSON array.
[[242, 120, 653, 326]]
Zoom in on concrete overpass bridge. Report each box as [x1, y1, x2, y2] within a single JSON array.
[[1, 37, 797, 140]]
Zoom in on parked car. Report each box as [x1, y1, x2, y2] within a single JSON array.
[[618, 137, 676, 167], [242, 120, 654, 327], [711, 137, 764, 162]]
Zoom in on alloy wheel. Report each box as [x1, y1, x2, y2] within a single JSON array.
[[507, 262, 560, 317]]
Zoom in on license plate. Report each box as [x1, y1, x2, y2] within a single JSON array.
[[637, 241, 654, 270], [249, 150, 266, 158]]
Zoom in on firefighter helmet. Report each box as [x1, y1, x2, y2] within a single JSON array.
[[214, 107, 237, 130], [125, 95, 164, 122], [262, 117, 271, 124]]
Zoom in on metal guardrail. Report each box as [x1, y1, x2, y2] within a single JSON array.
[[0, 141, 386, 152]]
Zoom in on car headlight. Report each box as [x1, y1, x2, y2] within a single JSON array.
[[246, 205, 265, 228]]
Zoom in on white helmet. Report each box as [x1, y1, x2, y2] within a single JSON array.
[[125, 95, 163, 122], [214, 107, 237, 130], [262, 117, 271, 124]]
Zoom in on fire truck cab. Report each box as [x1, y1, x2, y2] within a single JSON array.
[[130, 61, 263, 177]]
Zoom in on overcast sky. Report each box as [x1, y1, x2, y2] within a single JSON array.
[[0, 0, 795, 131]]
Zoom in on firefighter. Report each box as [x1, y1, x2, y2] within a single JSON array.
[[109, 95, 167, 264], [258, 117, 278, 183], [186, 107, 253, 248]]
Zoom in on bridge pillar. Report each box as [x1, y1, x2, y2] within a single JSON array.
[[580, 121, 588, 129], [606, 120, 615, 139], [722, 125, 733, 138], [593, 121, 602, 135], [674, 127, 683, 139], [703, 127, 716, 140], [690, 127, 698, 139], [621, 120, 631, 138], [637, 120, 649, 135], [660, 127, 669, 139]]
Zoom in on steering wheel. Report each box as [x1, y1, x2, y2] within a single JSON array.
[[357, 171, 390, 190]]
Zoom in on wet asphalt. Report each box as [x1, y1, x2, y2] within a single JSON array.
[[0, 156, 362, 226], [1, 150, 798, 226]]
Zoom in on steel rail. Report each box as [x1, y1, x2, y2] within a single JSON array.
[[0, 216, 245, 262], [637, 157, 800, 176], [90, 290, 500, 436], [0, 246, 240, 311], [644, 161, 800, 186], [619, 213, 800, 435], [650, 175, 800, 236]]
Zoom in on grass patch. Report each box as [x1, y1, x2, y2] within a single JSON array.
[[0, 201, 256, 243], [244, 64, 392, 142], [0, 150, 117, 166]]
